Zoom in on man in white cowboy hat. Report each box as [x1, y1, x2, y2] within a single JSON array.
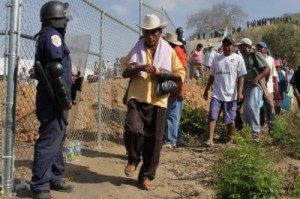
[[122, 14, 185, 190], [204, 43, 217, 72], [163, 33, 188, 148]]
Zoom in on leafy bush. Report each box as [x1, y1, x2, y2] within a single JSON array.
[[291, 177, 300, 197], [180, 106, 227, 143], [261, 23, 300, 68], [269, 115, 290, 144], [212, 127, 282, 199], [270, 112, 300, 159], [180, 106, 208, 142]]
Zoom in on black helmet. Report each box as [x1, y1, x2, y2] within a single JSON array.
[[176, 27, 184, 35], [40, 1, 69, 22]]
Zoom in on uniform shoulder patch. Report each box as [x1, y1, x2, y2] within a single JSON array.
[[51, 35, 62, 47]]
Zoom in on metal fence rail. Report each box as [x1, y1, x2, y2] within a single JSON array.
[[0, 0, 177, 196], [141, 1, 176, 35]]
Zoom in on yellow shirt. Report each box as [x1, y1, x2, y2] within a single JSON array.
[[123, 48, 185, 108]]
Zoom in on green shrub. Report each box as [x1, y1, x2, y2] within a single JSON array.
[[180, 106, 227, 143], [270, 115, 290, 144], [180, 106, 208, 142], [291, 177, 300, 197], [270, 112, 300, 159], [212, 127, 282, 199]]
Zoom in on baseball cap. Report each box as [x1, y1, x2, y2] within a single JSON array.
[[236, 38, 252, 46], [275, 60, 281, 67], [222, 35, 235, 45], [256, 41, 267, 48]]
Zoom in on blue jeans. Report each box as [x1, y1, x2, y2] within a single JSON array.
[[165, 98, 184, 146], [177, 100, 185, 142], [243, 85, 263, 133]]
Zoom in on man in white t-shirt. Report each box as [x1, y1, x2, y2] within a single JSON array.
[[255, 42, 278, 134], [204, 44, 217, 72], [203, 36, 247, 146]]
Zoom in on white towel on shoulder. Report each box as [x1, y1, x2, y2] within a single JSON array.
[[129, 37, 172, 77]]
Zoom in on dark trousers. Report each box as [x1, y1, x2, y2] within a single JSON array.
[[124, 99, 166, 181], [260, 96, 275, 133], [31, 116, 66, 192]]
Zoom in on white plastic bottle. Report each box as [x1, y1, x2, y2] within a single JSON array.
[[65, 140, 74, 163], [74, 139, 81, 160]]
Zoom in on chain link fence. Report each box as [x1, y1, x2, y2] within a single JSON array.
[[141, 1, 176, 35], [0, 0, 177, 196]]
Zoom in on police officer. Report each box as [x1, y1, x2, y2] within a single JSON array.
[[176, 27, 186, 45], [31, 1, 75, 198], [176, 27, 187, 53]]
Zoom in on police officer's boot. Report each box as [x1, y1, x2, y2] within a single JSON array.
[[31, 190, 54, 199]]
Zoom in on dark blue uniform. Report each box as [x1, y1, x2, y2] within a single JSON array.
[[31, 27, 72, 192]]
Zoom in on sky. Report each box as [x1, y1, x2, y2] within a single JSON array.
[[93, 0, 300, 37]]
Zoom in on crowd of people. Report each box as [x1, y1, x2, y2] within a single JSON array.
[[197, 26, 242, 40], [121, 13, 300, 191], [196, 16, 299, 41], [27, 1, 300, 198], [246, 16, 295, 28], [188, 37, 298, 145], [17, 66, 37, 85]]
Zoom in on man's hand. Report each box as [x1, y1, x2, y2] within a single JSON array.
[[203, 90, 209, 101], [141, 64, 157, 74], [64, 102, 72, 110], [251, 77, 259, 87], [72, 75, 77, 84], [237, 92, 244, 102]]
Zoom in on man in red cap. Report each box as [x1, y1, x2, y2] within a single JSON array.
[[273, 61, 287, 114]]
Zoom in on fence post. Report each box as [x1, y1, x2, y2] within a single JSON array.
[[96, 11, 104, 150], [2, 0, 21, 196], [161, 6, 164, 22], [139, 0, 142, 36]]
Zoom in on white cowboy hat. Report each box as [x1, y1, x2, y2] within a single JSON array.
[[137, 14, 167, 30], [165, 33, 182, 46], [207, 43, 213, 48]]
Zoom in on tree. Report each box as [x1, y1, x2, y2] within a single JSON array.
[[262, 23, 300, 69], [186, 2, 247, 39]]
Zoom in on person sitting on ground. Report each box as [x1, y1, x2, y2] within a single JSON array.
[[203, 36, 246, 146]]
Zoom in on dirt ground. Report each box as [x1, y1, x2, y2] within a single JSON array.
[[8, 78, 300, 199]]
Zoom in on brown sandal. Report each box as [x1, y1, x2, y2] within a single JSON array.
[[139, 177, 154, 191], [124, 164, 136, 177]]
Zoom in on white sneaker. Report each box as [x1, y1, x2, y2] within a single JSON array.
[[162, 144, 175, 149]]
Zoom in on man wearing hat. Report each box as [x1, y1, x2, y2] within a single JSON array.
[[255, 41, 278, 133], [122, 14, 185, 190], [163, 33, 187, 148], [237, 38, 270, 142], [204, 43, 217, 72], [203, 36, 246, 146], [273, 60, 287, 114]]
